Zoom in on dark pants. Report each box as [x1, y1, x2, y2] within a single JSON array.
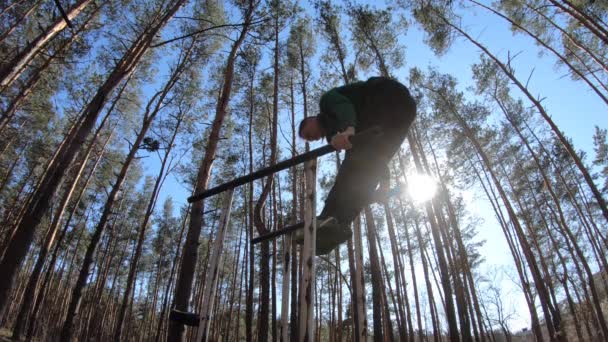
[[320, 78, 417, 224]]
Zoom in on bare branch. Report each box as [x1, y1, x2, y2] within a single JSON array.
[[151, 18, 270, 48], [525, 67, 535, 89], [53, 0, 73, 28]]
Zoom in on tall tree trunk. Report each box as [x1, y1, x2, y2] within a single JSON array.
[[113, 107, 186, 341], [253, 8, 279, 341], [298, 159, 317, 342], [391, 160, 425, 342], [0, 151, 20, 196], [526, 3, 608, 73], [383, 202, 414, 341], [0, 4, 100, 133], [395, 151, 442, 339], [288, 73, 299, 342], [19, 74, 128, 332], [245, 53, 258, 342], [449, 105, 564, 341], [154, 204, 189, 342], [60, 89, 168, 341], [169, 3, 254, 340], [224, 216, 245, 341], [0, 0, 188, 316], [280, 215, 292, 341], [413, 215, 440, 342], [232, 231, 248, 341], [0, 0, 94, 90], [0, 113, 82, 246], [60, 122, 146, 341], [495, 96, 608, 337], [363, 207, 386, 341], [408, 132, 460, 342], [272, 183, 278, 342], [352, 216, 368, 341], [195, 189, 234, 342], [83, 215, 120, 339], [334, 247, 343, 342], [346, 240, 360, 342], [467, 155, 545, 342], [11, 115, 114, 340], [374, 221, 399, 341], [437, 12, 608, 224], [469, 0, 608, 105], [0, 0, 41, 44], [547, 0, 608, 45], [24, 138, 107, 339], [414, 128, 474, 342]]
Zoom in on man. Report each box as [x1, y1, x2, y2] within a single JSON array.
[[296, 76, 417, 255]]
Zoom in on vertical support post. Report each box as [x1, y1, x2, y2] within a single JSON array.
[[196, 188, 234, 342], [353, 215, 368, 341], [280, 234, 292, 341], [298, 159, 317, 342]]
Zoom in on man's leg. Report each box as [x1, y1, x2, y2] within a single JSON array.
[[320, 142, 386, 223], [313, 136, 396, 255]]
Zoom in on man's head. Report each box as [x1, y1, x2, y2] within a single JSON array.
[[298, 116, 324, 141]]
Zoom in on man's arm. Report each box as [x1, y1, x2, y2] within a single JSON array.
[[320, 89, 356, 150], [320, 88, 356, 131], [330, 126, 355, 150]]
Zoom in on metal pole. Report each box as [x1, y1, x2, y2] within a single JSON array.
[[196, 189, 234, 342], [187, 127, 381, 203], [298, 159, 317, 342]]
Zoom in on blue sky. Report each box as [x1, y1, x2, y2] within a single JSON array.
[[137, 0, 606, 333]]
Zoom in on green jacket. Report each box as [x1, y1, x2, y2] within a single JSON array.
[[318, 77, 397, 142], [318, 80, 366, 142]]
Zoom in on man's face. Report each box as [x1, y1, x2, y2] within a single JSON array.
[[301, 118, 323, 141]]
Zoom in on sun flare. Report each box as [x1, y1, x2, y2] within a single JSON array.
[[406, 173, 437, 203]]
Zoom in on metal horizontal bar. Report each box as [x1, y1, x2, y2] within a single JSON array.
[[187, 127, 381, 203], [250, 221, 304, 245]]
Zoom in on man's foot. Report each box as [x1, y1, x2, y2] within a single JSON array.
[[293, 217, 352, 256]]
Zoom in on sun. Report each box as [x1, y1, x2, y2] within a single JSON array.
[[406, 173, 438, 203]]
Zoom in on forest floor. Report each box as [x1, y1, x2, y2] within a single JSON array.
[[0, 328, 11, 341]]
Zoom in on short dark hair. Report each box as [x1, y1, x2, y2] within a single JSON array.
[[298, 116, 316, 138]]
